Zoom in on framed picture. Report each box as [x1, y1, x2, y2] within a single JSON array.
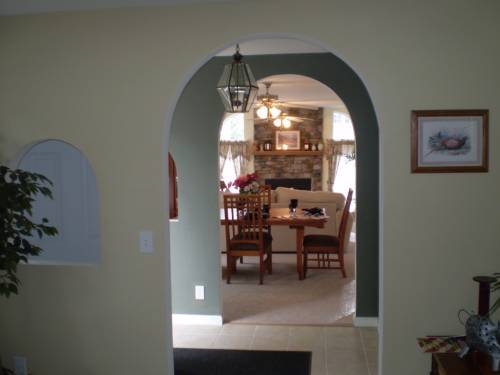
[[276, 130, 300, 150], [411, 109, 488, 173]]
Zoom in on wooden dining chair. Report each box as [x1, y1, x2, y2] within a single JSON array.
[[223, 194, 273, 284], [303, 188, 353, 278], [238, 184, 273, 265]]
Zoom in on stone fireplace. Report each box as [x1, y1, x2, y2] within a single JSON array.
[[254, 107, 323, 191], [264, 178, 312, 190]]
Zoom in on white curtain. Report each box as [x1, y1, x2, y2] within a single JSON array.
[[219, 141, 251, 178], [325, 140, 355, 191]]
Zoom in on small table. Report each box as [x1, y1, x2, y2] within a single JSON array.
[[431, 353, 497, 375], [220, 207, 328, 280]]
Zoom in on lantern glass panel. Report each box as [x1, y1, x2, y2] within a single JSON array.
[[217, 61, 257, 113]]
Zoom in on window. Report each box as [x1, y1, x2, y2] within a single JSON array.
[[17, 140, 101, 264], [333, 112, 355, 140], [220, 113, 245, 141], [332, 112, 356, 210], [219, 114, 245, 192]]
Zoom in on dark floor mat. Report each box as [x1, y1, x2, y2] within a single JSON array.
[[174, 348, 311, 375]]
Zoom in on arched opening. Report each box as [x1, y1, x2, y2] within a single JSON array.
[[14, 139, 101, 265], [167, 37, 379, 370], [216, 74, 359, 325]]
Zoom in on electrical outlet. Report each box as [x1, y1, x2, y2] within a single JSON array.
[[14, 356, 27, 375], [195, 285, 204, 300], [139, 231, 154, 253]]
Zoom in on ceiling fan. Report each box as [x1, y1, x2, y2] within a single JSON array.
[[254, 82, 314, 127], [254, 81, 282, 120], [254, 111, 305, 128]]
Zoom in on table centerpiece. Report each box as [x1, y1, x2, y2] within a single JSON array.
[[233, 172, 260, 194]]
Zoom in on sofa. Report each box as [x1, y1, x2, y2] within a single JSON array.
[[220, 187, 354, 253]]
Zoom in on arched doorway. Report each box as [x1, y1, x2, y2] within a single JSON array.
[[168, 49, 378, 322], [216, 74, 359, 325]]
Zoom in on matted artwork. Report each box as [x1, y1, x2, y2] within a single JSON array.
[[411, 110, 488, 173], [276, 130, 300, 150]]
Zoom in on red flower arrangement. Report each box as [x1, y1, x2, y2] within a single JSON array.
[[232, 172, 260, 193]]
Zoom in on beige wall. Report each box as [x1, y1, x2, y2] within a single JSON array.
[[1, 1, 499, 374]]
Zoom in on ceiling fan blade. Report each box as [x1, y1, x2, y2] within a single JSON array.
[[286, 116, 305, 122]]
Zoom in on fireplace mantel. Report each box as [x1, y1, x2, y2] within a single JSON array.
[[254, 150, 323, 156]]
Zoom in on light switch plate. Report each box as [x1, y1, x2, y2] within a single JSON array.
[[139, 231, 154, 253], [195, 285, 205, 300]]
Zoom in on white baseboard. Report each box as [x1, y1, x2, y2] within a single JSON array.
[[353, 316, 378, 328], [172, 314, 223, 326]]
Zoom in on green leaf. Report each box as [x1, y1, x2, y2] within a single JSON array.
[[0, 164, 58, 298]]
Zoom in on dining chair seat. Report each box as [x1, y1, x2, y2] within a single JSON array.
[[303, 234, 339, 248], [231, 232, 273, 250]]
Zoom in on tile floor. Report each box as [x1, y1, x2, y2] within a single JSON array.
[[172, 323, 378, 375]]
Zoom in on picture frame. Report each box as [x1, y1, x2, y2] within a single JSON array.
[[275, 130, 300, 150], [411, 109, 488, 173]]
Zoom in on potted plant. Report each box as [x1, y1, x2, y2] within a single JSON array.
[[0, 165, 58, 297], [0, 165, 58, 374]]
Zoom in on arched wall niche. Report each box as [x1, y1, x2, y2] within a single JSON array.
[[169, 52, 379, 318], [14, 139, 101, 265]]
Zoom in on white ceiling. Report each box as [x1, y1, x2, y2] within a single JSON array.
[[219, 42, 342, 110], [256, 75, 346, 111], [0, 0, 238, 15]]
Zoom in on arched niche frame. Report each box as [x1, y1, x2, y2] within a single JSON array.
[[169, 53, 378, 318], [14, 139, 101, 265]]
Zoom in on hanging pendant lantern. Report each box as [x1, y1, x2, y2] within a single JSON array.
[[217, 44, 259, 113]]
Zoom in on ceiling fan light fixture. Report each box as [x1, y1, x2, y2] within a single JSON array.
[[273, 118, 282, 127], [255, 81, 282, 121], [216, 44, 258, 113], [283, 118, 292, 128], [269, 106, 281, 118], [256, 106, 269, 119]]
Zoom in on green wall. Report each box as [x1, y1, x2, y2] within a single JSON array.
[[170, 60, 224, 315], [170, 53, 379, 318]]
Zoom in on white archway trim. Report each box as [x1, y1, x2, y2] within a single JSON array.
[[172, 314, 223, 326], [353, 316, 379, 328]]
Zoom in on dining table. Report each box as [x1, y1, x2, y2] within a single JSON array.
[[220, 207, 329, 280]]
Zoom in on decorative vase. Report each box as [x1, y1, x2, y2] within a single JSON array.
[[459, 314, 500, 371], [458, 275, 500, 371]]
